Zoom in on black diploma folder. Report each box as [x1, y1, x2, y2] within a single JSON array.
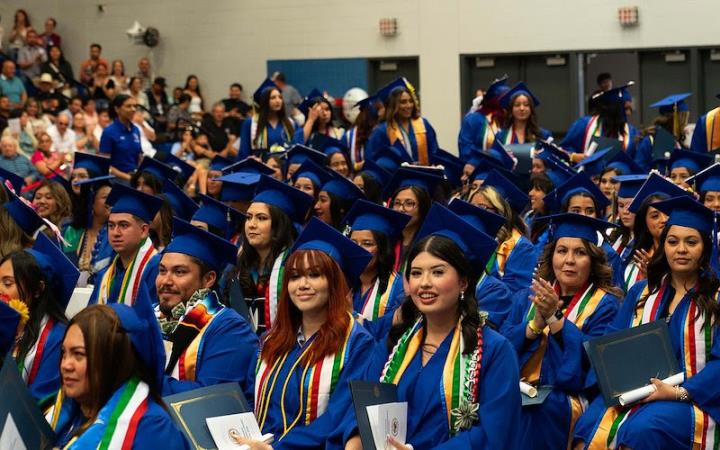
[[0, 354, 55, 449], [589, 136, 622, 158], [585, 321, 679, 407], [163, 382, 251, 449], [521, 385, 554, 407], [350, 380, 398, 450], [652, 127, 678, 161]]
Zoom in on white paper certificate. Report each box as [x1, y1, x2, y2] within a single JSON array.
[[0, 413, 27, 450], [366, 402, 408, 450], [206, 412, 272, 450]]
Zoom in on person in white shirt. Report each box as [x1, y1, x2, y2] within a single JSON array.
[[46, 114, 77, 156]]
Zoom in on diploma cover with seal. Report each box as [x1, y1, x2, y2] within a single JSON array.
[[521, 385, 554, 407], [164, 382, 251, 449], [584, 321, 678, 407], [350, 381, 398, 450]]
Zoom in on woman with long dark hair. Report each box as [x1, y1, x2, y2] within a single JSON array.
[[293, 89, 344, 145], [238, 79, 295, 160], [183, 74, 204, 117], [458, 76, 510, 160], [635, 93, 692, 171], [576, 196, 720, 450], [607, 175, 647, 262], [0, 234, 78, 407], [491, 82, 551, 154], [313, 168, 366, 231], [40, 45, 74, 93], [344, 96, 379, 168], [501, 213, 623, 450], [352, 160, 390, 205]]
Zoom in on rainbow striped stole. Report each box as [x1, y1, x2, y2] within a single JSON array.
[[98, 237, 156, 305], [706, 107, 720, 152], [582, 115, 631, 153]]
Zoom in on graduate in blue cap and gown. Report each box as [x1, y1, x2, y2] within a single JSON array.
[[89, 183, 164, 306], [292, 88, 344, 146], [69, 152, 111, 195], [215, 156, 276, 214], [0, 233, 79, 407], [687, 163, 720, 213], [291, 158, 334, 209], [344, 95, 380, 169], [458, 75, 510, 160], [245, 217, 375, 450], [500, 214, 622, 450], [561, 83, 640, 162], [576, 196, 720, 450], [157, 219, 258, 400], [314, 134, 353, 179], [607, 175, 647, 262], [238, 79, 296, 160], [343, 203, 521, 450], [48, 288, 190, 449], [666, 149, 712, 188], [690, 93, 720, 153], [190, 193, 245, 240], [314, 166, 367, 230], [365, 77, 439, 165], [131, 156, 177, 196], [203, 154, 234, 200], [634, 93, 692, 171], [231, 175, 314, 334], [283, 144, 326, 183], [351, 159, 391, 205], [1, 189, 50, 253], [491, 82, 552, 156]]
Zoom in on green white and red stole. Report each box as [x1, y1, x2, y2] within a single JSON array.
[[254, 314, 354, 437], [347, 126, 363, 166], [264, 249, 289, 329], [582, 115, 631, 153], [16, 316, 54, 386], [98, 237, 156, 305], [502, 126, 519, 145], [48, 377, 149, 450], [623, 257, 646, 293], [358, 272, 399, 321], [379, 315, 485, 436]]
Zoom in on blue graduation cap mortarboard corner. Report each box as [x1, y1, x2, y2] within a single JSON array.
[[534, 213, 618, 246], [26, 233, 80, 309], [298, 88, 325, 117], [627, 172, 692, 213], [287, 144, 327, 166], [485, 75, 510, 100], [355, 95, 378, 118], [290, 217, 372, 283], [0, 166, 25, 195], [0, 301, 20, 355], [382, 167, 444, 199], [669, 149, 712, 174], [650, 93, 692, 115], [163, 153, 196, 181], [209, 155, 234, 173], [414, 203, 498, 271], [651, 196, 715, 234], [137, 157, 177, 181], [535, 139, 571, 165], [375, 142, 413, 173], [575, 147, 613, 177], [313, 134, 349, 157], [322, 170, 366, 203], [535, 150, 576, 186], [252, 174, 314, 224], [341, 199, 411, 241], [686, 163, 720, 194], [613, 174, 648, 199], [376, 77, 415, 104], [2, 194, 46, 237], [165, 218, 239, 271], [543, 172, 610, 214], [105, 182, 164, 223], [592, 82, 635, 105], [481, 169, 529, 212], [500, 82, 540, 109], [73, 152, 111, 176], [292, 159, 334, 189], [161, 179, 198, 221], [253, 78, 278, 105], [222, 157, 276, 176], [607, 150, 644, 175], [487, 145, 515, 171], [217, 172, 262, 202], [447, 198, 506, 238], [359, 160, 391, 187], [431, 149, 465, 188], [191, 194, 245, 240]]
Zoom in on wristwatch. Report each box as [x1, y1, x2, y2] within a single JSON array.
[[545, 309, 564, 326]]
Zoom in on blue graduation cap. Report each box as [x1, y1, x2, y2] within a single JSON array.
[[414, 203, 498, 270], [164, 153, 196, 181], [287, 144, 327, 166], [575, 147, 613, 177], [253, 78, 278, 105], [342, 199, 410, 241], [686, 163, 720, 193], [292, 158, 334, 189], [485, 75, 510, 100], [165, 218, 238, 271], [26, 233, 80, 308], [669, 149, 712, 174], [298, 88, 325, 117], [607, 150, 644, 175], [72, 174, 115, 188], [447, 198, 506, 237], [376, 77, 414, 104], [382, 167, 444, 199], [627, 172, 691, 213], [431, 149, 464, 187], [535, 139, 571, 164], [592, 82, 635, 105], [649, 93, 692, 115], [534, 213, 618, 245], [191, 194, 245, 240], [0, 301, 20, 355], [2, 195, 46, 236], [222, 157, 276, 176], [613, 174, 648, 199], [290, 217, 372, 283], [375, 142, 413, 173], [481, 169, 529, 212], [313, 134, 349, 157], [536, 151, 576, 187], [487, 145, 515, 170], [252, 174, 314, 224], [217, 172, 261, 202], [359, 160, 391, 187], [161, 179, 198, 221], [322, 170, 366, 202], [73, 152, 111, 176], [0, 166, 25, 195], [651, 196, 715, 234], [355, 95, 379, 119], [543, 172, 610, 214], [105, 182, 163, 223], [500, 82, 540, 108], [50, 175, 73, 195], [209, 155, 234, 173], [137, 157, 177, 181]]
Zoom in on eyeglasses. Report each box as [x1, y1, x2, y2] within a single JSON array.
[[392, 199, 417, 210]]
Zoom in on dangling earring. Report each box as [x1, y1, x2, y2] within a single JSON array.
[[460, 290, 465, 302]]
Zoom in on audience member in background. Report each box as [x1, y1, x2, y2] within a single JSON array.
[[201, 102, 235, 157], [72, 112, 90, 152], [87, 62, 115, 110], [35, 73, 65, 115], [222, 82, 250, 124], [99, 94, 142, 181], [0, 135, 35, 188], [127, 76, 149, 119], [31, 131, 63, 180], [183, 74, 204, 118], [25, 98, 51, 134], [135, 57, 153, 91], [166, 93, 192, 135], [109, 59, 128, 93], [32, 179, 72, 229], [40, 17, 61, 49], [59, 96, 82, 126], [171, 86, 183, 105], [46, 113, 77, 156], [0, 60, 27, 111], [271, 71, 303, 118], [79, 43, 109, 86], [2, 110, 38, 156], [0, 97, 11, 133], [133, 109, 156, 156], [7, 9, 31, 59], [89, 108, 110, 150], [17, 28, 47, 80], [146, 77, 169, 132], [82, 97, 98, 131]]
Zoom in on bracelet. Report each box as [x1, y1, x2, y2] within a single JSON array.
[[676, 386, 689, 402], [527, 320, 544, 335]]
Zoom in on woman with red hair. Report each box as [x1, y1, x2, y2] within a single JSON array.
[[240, 218, 374, 449]]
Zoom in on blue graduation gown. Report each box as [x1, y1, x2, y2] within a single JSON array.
[[238, 117, 294, 161], [26, 321, 66, 406], [457, 112, 492, 160], [560, 116, 639, 157], [88, 254, 160, 306], [358, 325, 521, 449], [475, 273, 514, 330], [690, 108, 720, 153], [162, 307, 258, 404], [500, 287, 619, 450], [254, 320, 374, 450], [491, 127, 552, 153], [489, 235, 537, 294], [364, 118, 439, 163]]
